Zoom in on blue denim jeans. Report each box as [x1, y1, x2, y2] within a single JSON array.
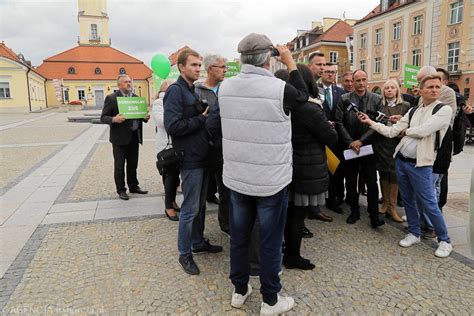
[[395, 158, 450, 243], [418, 172, 443, 230], [229, 187, 288, 305], [178, 168, 209, 256]]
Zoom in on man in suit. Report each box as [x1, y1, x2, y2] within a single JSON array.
[[100, 74, 150, 200], [335, 69, 385, 228], [320, 63, 346, 214]]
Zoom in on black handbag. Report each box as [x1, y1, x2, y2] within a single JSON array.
[[156, 135, 179, 175]]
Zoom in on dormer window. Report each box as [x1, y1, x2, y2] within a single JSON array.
[[381, 0, 389, 12], [91, 24, 98, 40], [95, 67, 102, 75], [68, 67, 76, 74], [119, 68, 126, 74]]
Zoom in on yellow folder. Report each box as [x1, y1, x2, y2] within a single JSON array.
[[325, 146, 340, 175]]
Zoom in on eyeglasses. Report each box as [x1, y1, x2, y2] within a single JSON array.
[[324, 71, 336, 74], [211, 65, 228, 70]]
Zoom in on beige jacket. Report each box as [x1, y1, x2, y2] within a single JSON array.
[[370, 99, 452, 167]]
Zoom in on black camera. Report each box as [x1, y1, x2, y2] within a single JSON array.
[[271, 46, 280, 57], [194, 98, 208, 114]]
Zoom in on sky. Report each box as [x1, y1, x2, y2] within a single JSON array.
[[0, 0, 379, 67]]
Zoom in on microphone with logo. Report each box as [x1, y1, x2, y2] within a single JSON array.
[[342, 99, 388, 124]]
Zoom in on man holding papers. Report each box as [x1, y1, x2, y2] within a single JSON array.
[[101, 74, 150, 200], [334, 70, 385, 228]]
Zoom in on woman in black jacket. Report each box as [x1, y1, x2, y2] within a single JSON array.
[[280, 64, 338, 270]]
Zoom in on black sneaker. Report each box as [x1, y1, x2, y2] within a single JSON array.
[[346, 211, 360, 224], [118, 192, 129, 200], [370, 215, 385, 229], [178, 255, 200, 275], [192, 240, 223, 255], [302, 227, 314, 239]]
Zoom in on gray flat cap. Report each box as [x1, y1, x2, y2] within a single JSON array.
[[238, 33, 273, 55]]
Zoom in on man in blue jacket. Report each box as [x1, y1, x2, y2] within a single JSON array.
[[164, 49, 223, 276]]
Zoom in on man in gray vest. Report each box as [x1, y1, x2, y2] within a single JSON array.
[[219, 33, 308, 315]]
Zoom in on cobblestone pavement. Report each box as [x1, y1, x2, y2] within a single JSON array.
[[1, 213, 473, 315], [0, 145, 62, 192], [64, 142, 164, 203], [0, 124, 89, 145]]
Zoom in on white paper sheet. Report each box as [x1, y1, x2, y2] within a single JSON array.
[[343, 145, 374, 161]]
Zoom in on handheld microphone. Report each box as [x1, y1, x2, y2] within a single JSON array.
[[342, 99, 359, 113]]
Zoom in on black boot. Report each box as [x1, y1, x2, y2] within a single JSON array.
[[346, 210, 360, 224], [370, 213, 385, 229]]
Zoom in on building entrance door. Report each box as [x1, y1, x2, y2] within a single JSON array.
[[95, 90, 104, 107]]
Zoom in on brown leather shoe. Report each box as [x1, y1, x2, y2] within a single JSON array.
[[314, 212, 333, 222]]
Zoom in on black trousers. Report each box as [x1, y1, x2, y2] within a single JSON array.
[[215, 161, 230, 232], [328, 160, 345, 203], [438, 171, 448, 209], [112, 132, 139, 193], [162, 166, 180, 209], [345, 155, 379, 217], [284, 203, 307, 259]]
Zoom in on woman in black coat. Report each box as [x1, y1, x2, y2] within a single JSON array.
[[279, 64, 338, 270]]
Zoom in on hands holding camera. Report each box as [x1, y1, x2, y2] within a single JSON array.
[[275, 44, 296, 72]]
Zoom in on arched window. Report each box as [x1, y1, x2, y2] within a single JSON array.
[[68, 67, 76, 74], [95, 67, 102, 74], [119, 67, 126, 74]]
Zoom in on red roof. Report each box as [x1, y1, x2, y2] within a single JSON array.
[[317, 20, 353, 43], [0, 42, 20, 62], [0, 42, 44, 77], [37, 45, 152, 80], [356, 0, 417, 25], [168, 46, 191, 66]]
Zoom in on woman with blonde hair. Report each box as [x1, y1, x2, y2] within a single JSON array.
[[374, 78, 411, 222]]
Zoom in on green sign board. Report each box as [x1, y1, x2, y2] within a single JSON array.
[[117, 97, 148, 119], [225, 62, 241, 78], [403, 64, 421, 89]]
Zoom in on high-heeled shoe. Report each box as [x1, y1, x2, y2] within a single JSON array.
[[165, 209, 179, 221]]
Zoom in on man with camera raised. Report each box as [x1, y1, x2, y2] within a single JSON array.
[[219, 33, 308, 315], [164, 48, 223, 276]]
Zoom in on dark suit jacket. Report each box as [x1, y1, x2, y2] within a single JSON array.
[[100, 91, 145, 146], [320, 84, 345, 121]]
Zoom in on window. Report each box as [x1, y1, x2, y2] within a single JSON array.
[[91, 24, 98, 39], [374, 57, 382, 73], [359, 60, 366, 72], [329, 51, 338, 64], [95, 67, 102, 75], [360, 33, 367, 49], [300, 38, 304, 48], [381, 0, 389, 12], [119, 67, 126, 74], [413, 15, 423, 35], [68, 67, 75, 74], [463, 88, 470, 100], [350, 51, 354, 65], [412, 49, 421, 66], [0, 82, 11, 98], [393, 22, 401, 40], [447, 42, 460, 72], [450, 1, 463, 24], [78, 89, 85, 100], [391, 53, 400, 71], [306, 37, 309, 46], [375, 28, 383, 45]]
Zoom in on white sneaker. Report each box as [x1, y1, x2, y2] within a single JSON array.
[[401, 215, 407, 222], [399, 233, 421, 247], [435, 241, 453, 258], [260, 295, 295, 315], [231, 284, 252, 308]]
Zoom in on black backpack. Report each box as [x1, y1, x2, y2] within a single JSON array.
[[408, 103, 452, 174], [452, 93, 468, 155]]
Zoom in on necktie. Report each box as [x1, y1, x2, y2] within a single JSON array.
[[325, 87, 333, 110]]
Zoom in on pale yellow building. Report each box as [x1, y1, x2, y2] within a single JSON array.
[[37, 0, 153, 108], [0, 42, 47, 111], [353, 0, 472, 97]]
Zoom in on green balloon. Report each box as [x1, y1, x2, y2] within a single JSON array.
[[151, 53, 171, 79]]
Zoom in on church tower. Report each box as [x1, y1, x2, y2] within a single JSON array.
[[77, 0, 111, 46]]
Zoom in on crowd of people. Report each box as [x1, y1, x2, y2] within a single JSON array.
[[100, 32, 473, 315]]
